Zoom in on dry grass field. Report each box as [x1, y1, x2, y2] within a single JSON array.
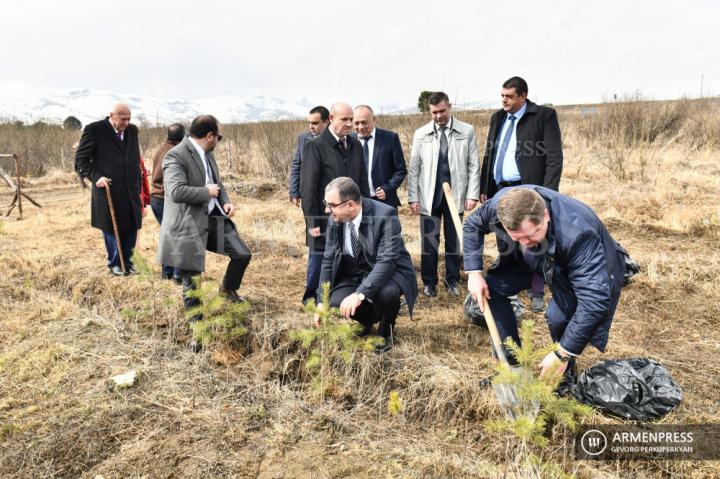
[[1, 97, 719, 478]]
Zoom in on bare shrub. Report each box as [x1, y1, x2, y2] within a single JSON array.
[[575, 93, 687, 147]]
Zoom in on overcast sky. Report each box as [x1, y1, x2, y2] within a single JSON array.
[[2, 0, 718, 109]]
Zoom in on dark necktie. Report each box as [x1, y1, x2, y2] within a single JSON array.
[[339, 136, 347, 152], [439, 126, 448, 160], [204, 153, 216, 183], [350, 222, 361, 258], [116, 131, 123, 141], [361, 136, 372, 171], [495, 114, 516, 183]]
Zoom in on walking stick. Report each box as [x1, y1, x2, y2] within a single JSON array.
[[104, 184, 126, 274]]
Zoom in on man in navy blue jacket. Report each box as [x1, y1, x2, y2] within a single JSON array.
[[352, 105, 407, 208], [463, 186, 625, 380]]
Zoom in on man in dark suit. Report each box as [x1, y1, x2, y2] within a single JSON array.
[[352, 105, 407, 208], [313, 177, 418, 353], [289, 106, 329, 304], [299, 103, 370, 304], [75, 103, 143, 276], [288, 106, 329, 206], [479, 77, 564, 312]]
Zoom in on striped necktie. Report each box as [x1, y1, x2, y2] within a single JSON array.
[[350, 222, 361, 258]]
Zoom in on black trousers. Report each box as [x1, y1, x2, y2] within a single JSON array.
[[182, 208, 252, 311], [329, 277, 402, 338], [420, 195, 462, 286]]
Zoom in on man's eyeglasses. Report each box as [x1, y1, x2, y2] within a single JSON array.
[[323, 199, 350, 210], [214, 133, 223, 142]]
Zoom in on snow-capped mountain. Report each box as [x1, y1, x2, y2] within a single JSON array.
[[0, 83, 499, 126], [0, 83, 317, 126]]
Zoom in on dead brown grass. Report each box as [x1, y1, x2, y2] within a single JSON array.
[[1, 98, 719, 478]]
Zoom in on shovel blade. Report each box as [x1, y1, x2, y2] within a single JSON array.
[[492, 367, 541, 420]]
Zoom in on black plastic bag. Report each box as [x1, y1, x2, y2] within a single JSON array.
[[572, 358, 683, 421]]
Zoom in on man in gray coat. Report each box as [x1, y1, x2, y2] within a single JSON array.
[[407, 91, 480, 297], [158, 115, 252, 349]]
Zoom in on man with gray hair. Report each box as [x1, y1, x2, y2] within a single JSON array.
[[408, 91, 480, 297], [463, 186, 628, 388], [75, 103, 143, 276], [313, 177, 417, 353], [352, 105, 407, 208]]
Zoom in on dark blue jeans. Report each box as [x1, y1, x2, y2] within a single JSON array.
[[150, 196, 181, 279], [302, 248, 324, 304], [102, 229, 137, 269]]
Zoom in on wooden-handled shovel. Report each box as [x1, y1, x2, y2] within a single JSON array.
[[104, 184, 126, 274], [443, 181, 537, 419], [442, 182, 464, 255]]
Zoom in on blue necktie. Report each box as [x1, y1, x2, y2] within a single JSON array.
[[494, 114, 516, 183]]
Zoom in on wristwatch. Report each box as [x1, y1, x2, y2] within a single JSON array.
[[554, 350, 570, 362], [356, 292, 365, 302]]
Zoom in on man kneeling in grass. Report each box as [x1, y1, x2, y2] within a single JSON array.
[[464, 186, 627, 388], [313, 177, 418, 354]]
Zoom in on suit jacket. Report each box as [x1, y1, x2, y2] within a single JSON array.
[[157, 137, 232, 272], [352, 128, 407, 207], [480, 100, 563, 198], [318, 198, 418, 315], [463, 186, 625, 354], [299, 127, 370, 250], [74, 118, 142, 233], [288, 131, 313, 199], [151, 139, 181, 198], [407, 117, 480, 216]]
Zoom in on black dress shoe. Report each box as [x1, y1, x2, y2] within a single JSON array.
[[161, 271, 173, 280], [444, 281, 461, 297], [355, 323, 374, 337], [173, 276, 183, 285], [219, 286, 246, 303], [127, 264, 138, 275], [110, 265, 125, 276], [374, 337, 393, 354], [423, 284, 437, 297]]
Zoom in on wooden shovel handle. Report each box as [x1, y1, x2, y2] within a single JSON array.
[[482, 295, 511, 365], [442, 182, 464, 254]]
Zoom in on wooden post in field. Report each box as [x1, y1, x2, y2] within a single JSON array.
[[0, 153, 41, 220]]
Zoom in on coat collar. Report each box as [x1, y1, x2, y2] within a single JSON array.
[[418, 117, 467, 137], [181, 137, 207, 179], [104, 117, 127, 150]]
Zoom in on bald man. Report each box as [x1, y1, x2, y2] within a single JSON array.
[[299, 102, 370, 304], [75, 103, 144, 275]]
